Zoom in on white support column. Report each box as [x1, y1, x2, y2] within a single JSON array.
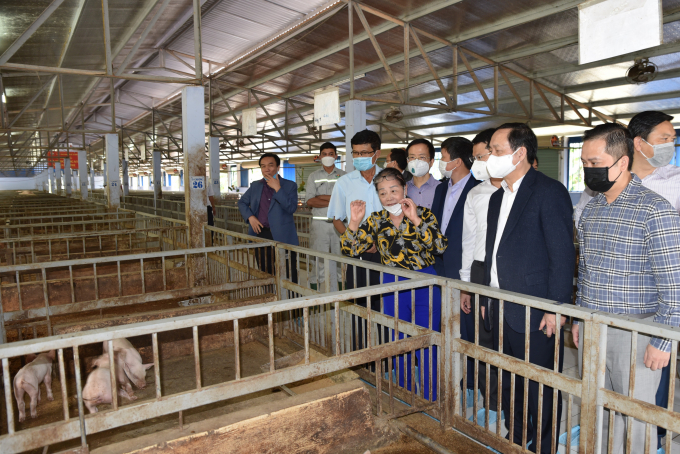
[[153, 150, 161, 208], [63, 158, 72, 196], [344, 99, 367, 172], [48, 167, 55, 194], [182, 86, 207, 286], [104, 133, 120, 210], [208, 136, 220, 198], [55, 161, 62, 194], [90, 163, 95, 191], [78, 150, 88, 200], [122, 159, 129, 197]]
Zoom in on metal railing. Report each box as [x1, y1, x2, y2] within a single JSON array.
[[0, 243, 273, 346], [0, 219, 677, 453], [0, 277, 437, 453], [0, 224, 188, 265]]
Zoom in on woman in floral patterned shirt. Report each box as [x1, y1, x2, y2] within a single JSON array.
[[341, 167, 447, 401]]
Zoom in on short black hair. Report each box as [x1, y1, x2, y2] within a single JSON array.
[[351, 129, 381, 152], [389, 148, 407, 172], [472, 128, 496, 146], [583, 123, 634, 170], [534, 155, 539, 166], [495, 123, 537, 165], [374, 167, 406, 190], [258, 153, 280, 167], [319, 142, 337, 153], [628, 111, 674, 141], [440, 137, 473, 170], [406, 138, 435, 160]]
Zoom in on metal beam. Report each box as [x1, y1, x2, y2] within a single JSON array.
[[0, 0, 67, 65], [7, 75, 56, 128], [116, 0, 170, 76]]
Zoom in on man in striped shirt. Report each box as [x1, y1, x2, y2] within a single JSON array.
[[574, 111, 680, 447], [574, 111, 680, 225], [574, 123, 680, 453]]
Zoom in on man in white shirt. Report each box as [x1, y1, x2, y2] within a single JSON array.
[[458, 128, 501, 411], [305, 142, 346, 292], [574, 111, 680, 225]]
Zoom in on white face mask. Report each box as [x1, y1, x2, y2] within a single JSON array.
[[408, 159, 430, 177], [438, 159, 458, 179], [470, 160, 490, 181], [383, 189, 405, 216], [320, 156, 336, 167], [641, 139, 675, 168], [384, 202, 403, 216], [486, 148, 520, 179]]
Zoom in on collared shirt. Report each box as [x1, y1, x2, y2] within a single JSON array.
[[406, 175, 441, 209], [328, 165, 383, 224], [460, 179, 500, 282], [340, 207, 447, 270], [490, 175, 525, 288], [206, 183, 214, 207], [577, 175, 680, 352], [441, 173, 472, 233], [257, 180, 275, 228], [304, 166, 346, 219], [574, 164, 680, 225]]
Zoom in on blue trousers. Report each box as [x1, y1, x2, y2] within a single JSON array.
[[382, 265, 440, 401], [656, 364, 671, 443]]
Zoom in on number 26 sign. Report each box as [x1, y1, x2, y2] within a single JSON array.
[[190, 176, 205, 190]]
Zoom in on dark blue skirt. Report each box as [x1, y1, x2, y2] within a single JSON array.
[[382, 265, 440, 401]]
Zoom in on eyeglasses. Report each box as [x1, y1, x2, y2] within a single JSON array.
[[374, 174, 403, 184], [407, 156, 429, 162], [468, 151, 492, 163], [351, 150, 375, 157]]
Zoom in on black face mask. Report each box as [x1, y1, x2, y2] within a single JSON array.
[[583, 157, 623, 193]]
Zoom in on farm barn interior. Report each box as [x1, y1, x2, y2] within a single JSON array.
[[1, 0, 680, 453]]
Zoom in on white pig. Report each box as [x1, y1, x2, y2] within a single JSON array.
[[82, 353, 137, 414], [102, 338, 153, 389], [90, 351, 136, 400], [13, 350, 55, 422]]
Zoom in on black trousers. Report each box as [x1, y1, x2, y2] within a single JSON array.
[[255, 227, 298, 284], [494, 317, 563, 454], [345, 251, 381, 351], [468, 260, 498, 409], [207, 206, 214, 226]]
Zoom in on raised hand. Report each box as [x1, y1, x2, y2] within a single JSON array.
[[348, 200, 366, 231], [399, 198, 420, 227], [264, 174, 281, 192]]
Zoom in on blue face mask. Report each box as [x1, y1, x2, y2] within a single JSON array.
[[353, 153, 375, 171]]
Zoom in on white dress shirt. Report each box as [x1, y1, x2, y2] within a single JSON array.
[[490, 175, 525, 288], [573, 164, 680, 225], [459, 180, 500, 282]]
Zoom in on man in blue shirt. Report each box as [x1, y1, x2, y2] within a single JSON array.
[[328, 129, 383, 347], [575, 123, 680, 454]]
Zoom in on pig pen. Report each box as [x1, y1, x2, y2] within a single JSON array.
[[0, 273, 453, 454]]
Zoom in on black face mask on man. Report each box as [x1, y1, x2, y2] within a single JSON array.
[[583, 156, 623, 193]]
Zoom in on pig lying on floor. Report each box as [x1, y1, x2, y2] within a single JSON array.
[[13, 350, 55, 422]]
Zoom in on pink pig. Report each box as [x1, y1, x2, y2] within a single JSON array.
[[102, 338, 153, 389], [13, 350, 55, 422], [82, 352, 137, 414]]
